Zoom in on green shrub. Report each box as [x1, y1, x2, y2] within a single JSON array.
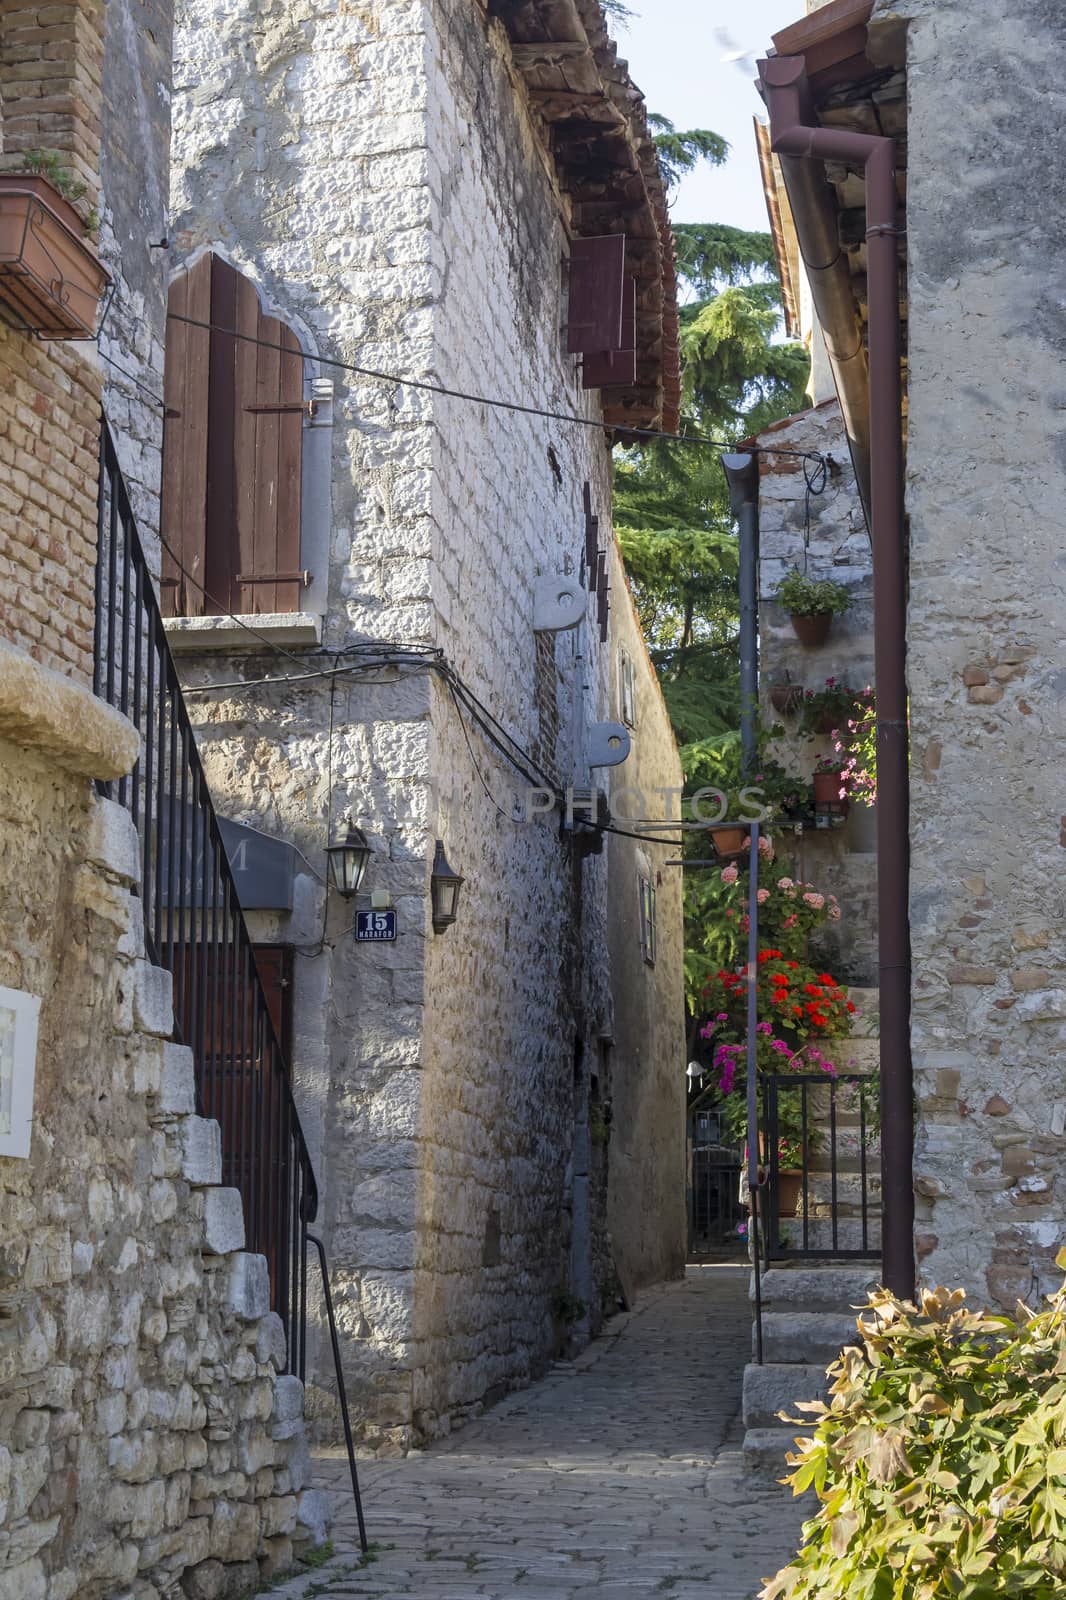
[[762, 1258, 1066, 1600]]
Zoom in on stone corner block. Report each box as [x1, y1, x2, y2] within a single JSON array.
[[86, 797, 141, 886], [294, 1486, 331, 1547], [132, 961, 174, 1037], [271, 1373, 305, 1439], [256, 1311, 288, 1371], [181, 1117, 222, 1187], [155, 1041, 196, 1116], [202, 1187, 246, 1256], [227, 1253, 271, 1321]]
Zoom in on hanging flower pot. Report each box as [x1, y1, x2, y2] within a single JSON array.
[[708, 824, 747, 860], [0, 175, 110, 339], [790, 611, 833, 647], [773, 571, 852, 648], [770, 682, 804, 716]]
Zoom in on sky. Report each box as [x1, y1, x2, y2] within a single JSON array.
[[614, 0, 805, 230]]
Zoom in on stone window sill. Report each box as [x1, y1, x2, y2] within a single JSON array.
[[162, 614, 323, 652]]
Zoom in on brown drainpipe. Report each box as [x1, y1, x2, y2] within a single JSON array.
[[759, 54, 913, 1300]]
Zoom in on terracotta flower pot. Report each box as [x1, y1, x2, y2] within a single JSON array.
[[770, 683, 804, 716], [814, 709, 838, 735], [709, 824, 747, 859], [0, 175, 110, 339], [813, 768, 849, 816], [790, 611, 833, 647], [776, 1170, 804, 1219]]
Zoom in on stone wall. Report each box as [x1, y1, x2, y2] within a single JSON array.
[[0, 679, 322, 1600], [872, 0, 1066, 1306], [755, 401, 877, 984], [604, 548, 687, 1297], [168, 0, 682, 1450]]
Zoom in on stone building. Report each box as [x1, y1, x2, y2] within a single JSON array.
[[164, 0, 686, 1452], [751, 0, 1066, 1308], [0, 2, 323, 1597]]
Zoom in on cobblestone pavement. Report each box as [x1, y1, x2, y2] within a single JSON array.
[[273, 1265, 810, 1600]]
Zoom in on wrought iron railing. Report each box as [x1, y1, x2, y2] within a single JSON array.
[[94, 420, 368, 1543], [761, 1070, 879, 1261], [94, 420, 316, 1375]]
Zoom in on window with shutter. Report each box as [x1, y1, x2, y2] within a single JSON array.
[[566, 235, 626, 355], [162, 254, 306, 618], [583, 277, 637, 390]]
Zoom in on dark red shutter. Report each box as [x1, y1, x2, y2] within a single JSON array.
[[567, 235, 626, 354], [162, 253, 304, 618], [583, 276, 637, 389]]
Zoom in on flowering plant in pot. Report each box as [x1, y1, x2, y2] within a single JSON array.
[[774, 570, 852, 648], [812, 752, 848, 815], [716, 862, 841, 961], [800, 678, 866, 738]]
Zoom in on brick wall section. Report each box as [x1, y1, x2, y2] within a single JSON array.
[[0, 323, 101, 682], [0, 0, 104, 202]]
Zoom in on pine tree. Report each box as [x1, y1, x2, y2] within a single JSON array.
[[617, 126, 811, 1011]]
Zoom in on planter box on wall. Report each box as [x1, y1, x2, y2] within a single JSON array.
[[0, 177, 110, 339]]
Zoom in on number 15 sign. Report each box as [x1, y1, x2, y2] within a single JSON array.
[[355, 910, 397, 943]]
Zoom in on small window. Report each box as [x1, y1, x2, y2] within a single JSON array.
[[619, 646, 636, 728], [639, 876, 657, 966]]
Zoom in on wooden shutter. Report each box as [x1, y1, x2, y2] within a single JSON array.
[[567, 235, 626, 354], [161, 254, 211, 616], [162, 254, 304, 618], [583, 276, 637, 389]]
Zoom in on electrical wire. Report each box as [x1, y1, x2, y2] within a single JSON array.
[[163, 309, 827, 462]]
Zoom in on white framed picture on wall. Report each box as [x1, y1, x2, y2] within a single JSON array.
[[0, 984, 41, 1159]]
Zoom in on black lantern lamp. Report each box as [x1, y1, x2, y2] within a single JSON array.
[[325, 823, 371, 898], [430, 839, 463, 934]]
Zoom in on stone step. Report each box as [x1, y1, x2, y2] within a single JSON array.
[[752, 1266, 882, 1314], [742, 1361, 829, 1428], [742, 1426, 807, 1474], [756, 1310, 860, 1364]]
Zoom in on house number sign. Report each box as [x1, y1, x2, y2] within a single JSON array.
[[355, 910, 397, 943]]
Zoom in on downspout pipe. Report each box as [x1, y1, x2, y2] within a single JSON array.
[[722, 453, 760, 781], [758, 54, 913, 1300]]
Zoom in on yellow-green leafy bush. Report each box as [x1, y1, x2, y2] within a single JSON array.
[[763, 1257, 1066, 1600]]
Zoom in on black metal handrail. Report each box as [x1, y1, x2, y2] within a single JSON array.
[[93, 420, 317, 1375]]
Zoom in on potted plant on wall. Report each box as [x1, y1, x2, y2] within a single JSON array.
[[0, 149, 109, 339], [774, 570, 852, 647], [801, 678, 865, 737], [813, 752, 849, 816]]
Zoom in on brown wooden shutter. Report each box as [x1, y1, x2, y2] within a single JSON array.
[[162, 253, 304, 618], [583, 276, 637, 389], [161, 254, 211, 616], [567, 235, 626, 354]]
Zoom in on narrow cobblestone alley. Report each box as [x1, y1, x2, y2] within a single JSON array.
[[274, 1266, 810, 1600]]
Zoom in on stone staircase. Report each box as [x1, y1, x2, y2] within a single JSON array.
[[741, 986, 883, 1473]]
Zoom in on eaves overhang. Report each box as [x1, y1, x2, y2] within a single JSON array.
[[490, 0, 681, 435]]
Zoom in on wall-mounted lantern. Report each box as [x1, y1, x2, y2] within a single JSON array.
[[430, 839, 463, 934], [325, 823, 371, 898]]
